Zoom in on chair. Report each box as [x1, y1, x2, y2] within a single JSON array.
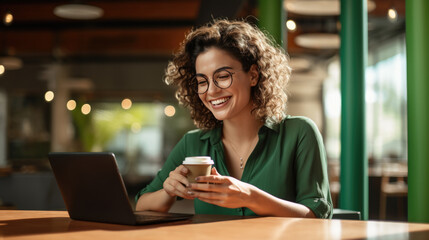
[[379, 164, 408, 220], [330, 180, 340, 208], [332, 208, 361, 220], [328, 161, 340, 208]]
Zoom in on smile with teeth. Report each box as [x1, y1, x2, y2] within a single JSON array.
[[211, 97, 230, 106]]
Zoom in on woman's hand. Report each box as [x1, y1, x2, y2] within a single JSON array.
[[163, 165, 194, 200], [187, 167, 316, 217], [188, 167, 254, 209]]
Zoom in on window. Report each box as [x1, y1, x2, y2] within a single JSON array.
[[323, 35, 407, 163]]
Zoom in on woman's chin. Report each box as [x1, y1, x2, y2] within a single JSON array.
[[211, 111, 229, 121]]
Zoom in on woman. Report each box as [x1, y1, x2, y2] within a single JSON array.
[[135, 19, 332, 218]]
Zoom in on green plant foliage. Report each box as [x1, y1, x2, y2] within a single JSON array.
[[71, 101, 161, 151]]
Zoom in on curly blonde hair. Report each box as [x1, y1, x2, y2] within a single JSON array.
[[164, 19, 291, 130]]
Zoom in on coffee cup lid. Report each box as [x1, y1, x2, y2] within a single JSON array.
[[183, 156, 214, 165]]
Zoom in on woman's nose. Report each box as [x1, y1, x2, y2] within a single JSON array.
[[206, 79, 221, 94]]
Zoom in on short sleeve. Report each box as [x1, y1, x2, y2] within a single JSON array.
[[293, 118, 333, 218]]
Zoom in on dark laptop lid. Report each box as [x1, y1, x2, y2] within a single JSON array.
[[48, 152, 137, 225]]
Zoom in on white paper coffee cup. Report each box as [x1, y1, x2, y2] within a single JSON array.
[[182, 156, 214, 183]]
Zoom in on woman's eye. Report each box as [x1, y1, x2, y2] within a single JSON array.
[[198, 81, 208, 85], [217, 75, 229, 79]]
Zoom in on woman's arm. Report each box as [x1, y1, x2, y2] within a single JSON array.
[[135, 189, 176, 212], [189, 168, 316, 218], [246, 184, 316, 217], [136, 165, 194, 212]]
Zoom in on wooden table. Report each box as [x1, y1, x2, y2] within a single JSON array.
[[1, 210, 429, 240]]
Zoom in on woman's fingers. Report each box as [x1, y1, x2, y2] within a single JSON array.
[[189, 182, 229, 194], [195, 175, 228, 184], [163, 165, 193, 198], [195, 195, 225, 204], [177, 165, 189, 176], [164, 182, 194, 199], [188, 189, 226, 200], [187, 175, 252, 208], [169, 169, 190, 186], [211, 167, 221, 175], [164, 179, 195, 199]]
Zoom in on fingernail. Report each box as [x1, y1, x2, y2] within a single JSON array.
[[195, 177, 200, 181], [187, 191, 194, 195]]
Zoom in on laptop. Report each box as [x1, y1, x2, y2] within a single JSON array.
[[48, 152, 193, 225]]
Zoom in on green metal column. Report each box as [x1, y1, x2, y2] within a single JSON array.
[[406, 0, 429, 223], [339, 0, 368, 220], [257, 0, 285, 47]]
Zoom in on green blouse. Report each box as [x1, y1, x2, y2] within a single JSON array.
[[135, 116, 333, 218]]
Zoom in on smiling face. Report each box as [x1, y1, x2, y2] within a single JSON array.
[[195, 47, 258, 123]]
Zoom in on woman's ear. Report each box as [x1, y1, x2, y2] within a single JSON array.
[[249, 64, 259, 86]]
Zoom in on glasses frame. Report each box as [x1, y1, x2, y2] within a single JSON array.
[[190, 68, 236, 94]]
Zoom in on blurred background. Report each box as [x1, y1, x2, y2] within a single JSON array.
[[0, 0, 406, 221]]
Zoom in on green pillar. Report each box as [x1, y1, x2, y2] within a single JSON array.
[[406, 0, 429, 223], [257, 0, 285, 47], [339, 0, 368, 220]]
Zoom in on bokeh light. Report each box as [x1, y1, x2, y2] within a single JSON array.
[[387, 8, 397, 22], [286, 19, 297, 31], [81, 103, 91, 115], [44, 91, 54, 102], [66, 100, 77, 111], [164, 105, 176, 117], [121, 98, 132, 110], [4, 12, 13, 25]]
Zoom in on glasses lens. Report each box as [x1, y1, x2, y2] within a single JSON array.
[[214, 70, 232, 89], [194, 75, 208, 94]]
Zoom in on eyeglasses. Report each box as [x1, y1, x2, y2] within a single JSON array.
[[191, 68, 235, 94]]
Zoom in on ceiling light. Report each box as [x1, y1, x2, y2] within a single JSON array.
[[295, 33, 340, 49], [3, 12, 13, 26], [289, 57, 312, 72], [285, 0, 339, 16], [387, 8, 398, 22], [286, 20, 297, 31], [54, 4, 104, 20], [284, 0, 376, 16]]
